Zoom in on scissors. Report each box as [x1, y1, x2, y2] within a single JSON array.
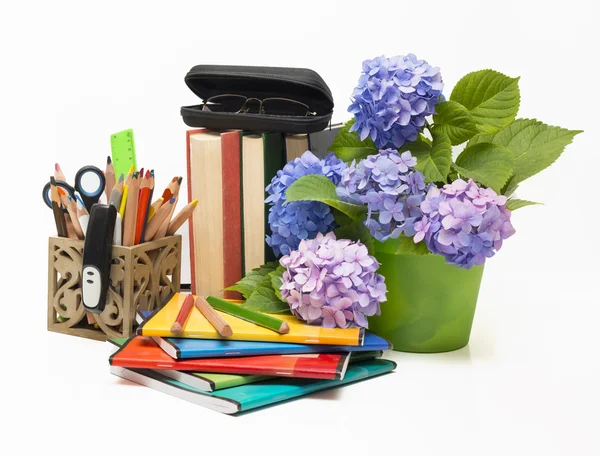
[[42, 165, 106, 212]]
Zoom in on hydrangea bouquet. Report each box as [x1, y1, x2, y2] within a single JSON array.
[[228, 54, 581, 352]]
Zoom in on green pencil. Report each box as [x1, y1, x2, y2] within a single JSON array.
[[206, 296, 290, 334]]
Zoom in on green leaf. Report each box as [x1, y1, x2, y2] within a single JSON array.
[[240, 275, 290, 314], [468, 118, 582, 186], [502, 176, 519, 196], [334, 220, 375, 255], [329, 119, 378, 162], [373, 234, 430, 256], [269, 266, 285, 301], [412, 130, 452, 183], [450, 70, 520, 133], [224, 262, 278, 299], [285, 174, 366, 221], [432, 100, 478, 145], [453, 143, 514, 193], [399, 134, 432, 156], [506, 199, 542, 211]]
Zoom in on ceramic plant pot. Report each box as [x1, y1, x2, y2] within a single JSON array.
[[368, 248, 484, 353]]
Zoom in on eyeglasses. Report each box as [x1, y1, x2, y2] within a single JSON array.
[[202, 94, 317, 117]]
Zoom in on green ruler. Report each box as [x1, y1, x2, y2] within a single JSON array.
[[110, 128, 137, 178]]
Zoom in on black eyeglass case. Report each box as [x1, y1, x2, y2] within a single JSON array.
[[180, 65, 334, 134]]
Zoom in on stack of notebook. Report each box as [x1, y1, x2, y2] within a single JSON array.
[[109, 292, 395, 415], [186, 125, 343, 298]]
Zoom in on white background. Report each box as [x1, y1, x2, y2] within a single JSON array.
[[1, 1, 599, 455]]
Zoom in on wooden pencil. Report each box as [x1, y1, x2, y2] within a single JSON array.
[[160, 176, 178, 205], [139, 170, 155, 243], [206, 296, 290, 334], [75, 194, 89, 235], [54, 163, 67, 182], [170, 294, 195, 335], [143, 197, 175, 242], [50, 176, 68, 237], [64, 214, 78, 239], [147, 197, 163, 221], [109, 174, 125, 245], [122, 172, 140, 246], [57, 188, 85, 240], [134, 170, 151, 244], [105, 156, 116, 201], [195, 296, 233, 337], [153, 195, 178, 240], [167, 200, 198, 235]]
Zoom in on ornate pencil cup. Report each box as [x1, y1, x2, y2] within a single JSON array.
[[47, 235, 182, 341]]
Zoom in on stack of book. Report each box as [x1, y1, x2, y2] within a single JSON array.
[[186, 125, 343, 298], [109, 292, 395, 415]]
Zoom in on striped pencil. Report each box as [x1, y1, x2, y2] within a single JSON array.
[[206, 296, 290, 334], [170, 294, 195, 335], [122, 172, 140, 246]]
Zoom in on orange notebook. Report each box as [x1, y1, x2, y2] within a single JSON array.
[[109, 336, 351, 380], [138, 293, 364, 346], [186, 129, 242, 298]]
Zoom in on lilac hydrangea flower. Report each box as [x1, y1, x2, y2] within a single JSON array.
[[336, 149, 428, 241], [418, 179, 516, 268], [349, 54, 444, 149], [279, 232, 387, 328], [266, 151, 347, 256]]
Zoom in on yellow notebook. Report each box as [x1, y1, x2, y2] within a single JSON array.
[[138, 293, 364, 346]]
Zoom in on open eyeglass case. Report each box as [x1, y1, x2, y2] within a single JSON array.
[[180, 65, 334, 134]]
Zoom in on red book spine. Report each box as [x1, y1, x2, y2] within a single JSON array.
[[220, 131, 243, 299]]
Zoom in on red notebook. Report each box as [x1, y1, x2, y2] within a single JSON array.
[[109, 337, 351, 380], [186, 129, 242, 298]]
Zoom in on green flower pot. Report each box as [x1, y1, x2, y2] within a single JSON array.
[[368, 249, 485, 353]]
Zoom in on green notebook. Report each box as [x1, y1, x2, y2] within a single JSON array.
[[261, 132, 286, 264], [110, 338, 264, 392]]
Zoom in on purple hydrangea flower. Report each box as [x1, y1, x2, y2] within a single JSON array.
[[336, 149, 428, 241], [266, 151, 347, 256], [418, 179, 516, 268], [279, 232, 387, 329], [349, 54, 444, 149]]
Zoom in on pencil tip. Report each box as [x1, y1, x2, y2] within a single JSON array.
[[55, 163, 60, 171], [172, 176, 178, 182], [145, 169, 150, 178], [118, 173, 124, 183], [107, 156, 112, 164], [191, 200, 198, 207], [177, 177, 183, 185], [50, 176, 56, 185]]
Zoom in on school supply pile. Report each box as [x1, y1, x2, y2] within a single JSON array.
[[109, 292, 396, 414]]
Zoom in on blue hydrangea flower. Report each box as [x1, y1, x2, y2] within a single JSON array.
[[419, 179, 516, 268], [266, 151, 347, 256], [336, 149, 428, 241], [349, 54, 444, 149]]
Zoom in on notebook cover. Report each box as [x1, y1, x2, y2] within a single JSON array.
[[110, 336, 351, 380], [153, 331, 391, 359], [262, 133, 286, 264], [110, 359, 397, 415], [137, 293, 364, 346]]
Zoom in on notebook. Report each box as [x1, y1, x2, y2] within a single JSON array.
[[110, 358, 396, 415], [152, 331, 391, 360], [241, 133, 286, 273], [186, 129, 243, 297], [110, 338, 265, 391], [109, 336, 353, 380], [137, 293, 364, 345]]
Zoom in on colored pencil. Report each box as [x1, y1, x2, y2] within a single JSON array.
[[167, 200, 198, 235], [75, 194, 89, 235], [119, 185, 128, 218], [153, 195, 178, 240], [58, 188, 84, 240], [206, 296, 290, 334], [50, 177, 68, 237], [147, 197, 163, 221], [195, 296, 233, 337], [105, 156, 116, 201], [54, 163, 67, 182], [109, 174, 124, 245], [143, 197, 175, 242], [170, 294, 195, 335], [122, 172, 140, 246], [139, 170, 155, 242], [135, 170, 151, 244], [160, 176, 178, 205]]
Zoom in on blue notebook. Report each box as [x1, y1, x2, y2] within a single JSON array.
[[110, 358, 396, 414], [137, 311, 392, 359]]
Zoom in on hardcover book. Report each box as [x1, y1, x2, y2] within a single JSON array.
[[137, 293, 364, 346], [110, 358, 397, 415], [109, 336, 353, 380]]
